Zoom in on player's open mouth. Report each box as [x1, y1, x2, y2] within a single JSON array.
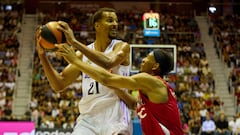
[[111, 29, 117, 34]]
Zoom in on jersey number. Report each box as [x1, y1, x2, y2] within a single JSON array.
[[88, 81, 100, 95]]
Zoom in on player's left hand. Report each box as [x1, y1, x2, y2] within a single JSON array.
[[57, 21, 77, 46], [55, 43, 78, 64]]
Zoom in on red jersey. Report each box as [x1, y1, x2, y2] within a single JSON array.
[[136, 76, 183, 135]]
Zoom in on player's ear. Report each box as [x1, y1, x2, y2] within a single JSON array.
[[152, 63, 160, 70], [94, 22, 100, 30]]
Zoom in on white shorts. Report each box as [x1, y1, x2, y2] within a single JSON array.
[[72, 101, 132, 135]]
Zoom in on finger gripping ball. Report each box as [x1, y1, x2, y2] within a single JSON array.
[[39, 21, 66, 51]]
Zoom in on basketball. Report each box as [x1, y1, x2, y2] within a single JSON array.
[[39, 21, 66, 51]]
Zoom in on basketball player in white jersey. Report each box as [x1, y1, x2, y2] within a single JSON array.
[[36, 8, 135, 135]]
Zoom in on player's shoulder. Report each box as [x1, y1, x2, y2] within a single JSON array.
[[134, 73, 164, 86], [132, 72, 154, 80], [113, 39, 129, 46], [112, 39, 130, 52]]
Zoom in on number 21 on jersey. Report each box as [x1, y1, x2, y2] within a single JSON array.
[[88, 81, 99, 95]]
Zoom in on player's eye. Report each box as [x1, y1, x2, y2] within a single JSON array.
[[107, 19, 114, 22], [106, 18, 118, 23]]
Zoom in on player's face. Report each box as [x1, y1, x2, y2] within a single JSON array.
[[139, 52, 156, 73], [99, 11, 118, 39]]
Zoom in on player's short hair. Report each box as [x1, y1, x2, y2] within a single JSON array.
[[91, 7, 116, 27], [153, 49, 174, 76]]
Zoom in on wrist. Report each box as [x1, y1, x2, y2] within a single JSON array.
[[70, 39, 78, 46]]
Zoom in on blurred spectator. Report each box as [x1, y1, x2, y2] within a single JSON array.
[[201, 112, 216, 135], [199, 103, 208, 121], [62, 114, 75, 129], [181, 115, 190, 135], [40, 116, 55, 128], [201, 64, 212, 76], [229, 115, 240, 135], [31, 107, 39, 127], [215, 112, 230, 135], [188, 114, 201, 134]]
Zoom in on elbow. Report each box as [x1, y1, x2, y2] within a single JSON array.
[[52, 88, 62, 93], [52, 88, 64, 93], [50, 84, 66, 93]]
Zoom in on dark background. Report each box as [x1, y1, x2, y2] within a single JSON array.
[[1, 0, 239, 16]]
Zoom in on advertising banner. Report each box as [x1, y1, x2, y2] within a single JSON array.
[[0, 121, 35, 135], [35, 128, 73, 135]]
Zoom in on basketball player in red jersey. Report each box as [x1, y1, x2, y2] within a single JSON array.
[[55, 43, 184, 135]]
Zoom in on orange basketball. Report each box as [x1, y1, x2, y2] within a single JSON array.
[[39, 21, 66, 51]]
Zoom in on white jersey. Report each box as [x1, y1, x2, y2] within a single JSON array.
[[79, 39, 130, 118], [74, 39, 132, 134]]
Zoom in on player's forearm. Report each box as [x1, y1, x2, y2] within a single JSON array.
[[72, 40, 112, 68], [72, 58, 113, 86], [113, 88, 137, 110], [38, 54, 66, 91]]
